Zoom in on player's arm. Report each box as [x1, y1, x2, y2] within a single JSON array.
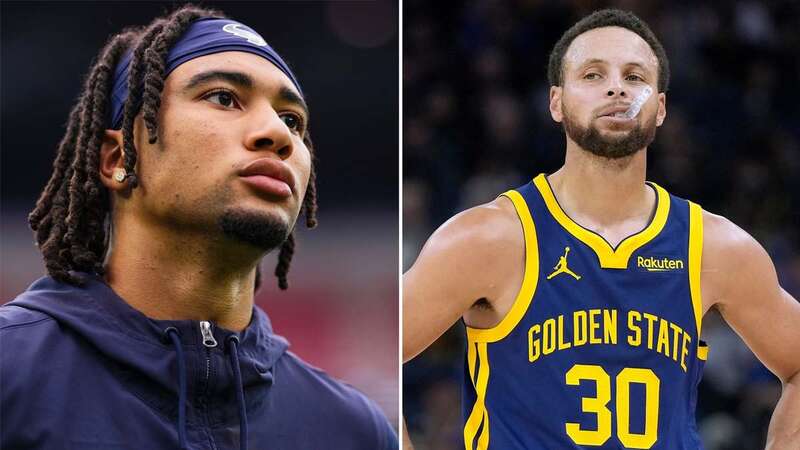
[[403, 197, 522, 362], [402, 198, 523, 450], [703, 212, 800, 449]]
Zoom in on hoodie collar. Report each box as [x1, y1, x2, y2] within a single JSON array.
[[12, 273, 289, 382]]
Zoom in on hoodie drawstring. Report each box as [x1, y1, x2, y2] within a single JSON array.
[[226, 336, 248, 450], [163, 328, 248, 450], [165, 327, 188, 450]]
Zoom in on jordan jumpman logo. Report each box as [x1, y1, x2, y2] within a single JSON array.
[[547, 246, 581, 280]]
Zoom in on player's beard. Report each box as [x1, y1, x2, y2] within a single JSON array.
[[218, 208, 291, 252], [562, 105, 657, 159]]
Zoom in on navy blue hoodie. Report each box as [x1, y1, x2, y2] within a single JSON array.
[[0, 274, 397, 449]]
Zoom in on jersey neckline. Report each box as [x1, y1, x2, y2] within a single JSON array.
[[533, 173, 670, 269]]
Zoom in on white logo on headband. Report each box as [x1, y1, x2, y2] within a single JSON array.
[[222, 23, 267, 47]]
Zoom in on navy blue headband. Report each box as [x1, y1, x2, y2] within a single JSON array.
[[108, 17, 302, 129]]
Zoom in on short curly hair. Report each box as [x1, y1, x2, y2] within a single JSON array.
[[547, 9, 670, 93]]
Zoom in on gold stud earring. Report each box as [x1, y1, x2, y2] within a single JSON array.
[[113, 168, 127, 183]]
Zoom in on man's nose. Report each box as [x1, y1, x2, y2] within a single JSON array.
[[244, 109, 293, 159], [605, 77, 628, 98]]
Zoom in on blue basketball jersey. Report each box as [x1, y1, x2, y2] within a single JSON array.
[[462, 174, 708, 450]]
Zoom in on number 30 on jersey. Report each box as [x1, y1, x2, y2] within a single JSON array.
[[565, 364, 660, 449]]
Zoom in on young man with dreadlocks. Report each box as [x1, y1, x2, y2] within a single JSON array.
[[404, 9, 799, 450], [1, 6, 396, 450]]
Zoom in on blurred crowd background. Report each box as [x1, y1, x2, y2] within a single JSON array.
[[403, 1, 799, 449], [1, 1, 398, 427]]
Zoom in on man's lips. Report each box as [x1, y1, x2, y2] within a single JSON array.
[[597, 104, 633, 118], [238, 158, 295, 198]]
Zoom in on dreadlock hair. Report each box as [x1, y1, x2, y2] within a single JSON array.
[[29, 5, 318, 290], [547, 9, 670, 93]]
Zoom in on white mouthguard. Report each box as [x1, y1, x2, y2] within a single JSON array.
[[624, 86, 653, 119]]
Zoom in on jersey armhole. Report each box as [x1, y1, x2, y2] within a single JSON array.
[[466, 190, 539, 343], [688, 201, 708, 360]]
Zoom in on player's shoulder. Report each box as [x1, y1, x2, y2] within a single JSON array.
[[699, 208, 777, 300], [449, 195, 519, 230], [0, 297, 56, 331], [700, 209, 767, 262], [276, 351, 396, 448], [1, 295, 69, 398], [425, 196, 523, 257], [278, 351, 383, 413], [409, 197, 525, 294], [1, 277, 95, 367]]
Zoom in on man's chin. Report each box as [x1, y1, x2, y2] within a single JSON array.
[[564, 118, 655, 160], [597, 125, 634, 136], [581, 145, 639, 159], [218, 208, 291, 252]]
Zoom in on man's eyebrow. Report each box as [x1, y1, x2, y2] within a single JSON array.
[[279, 86, 309, 117], [183, 69, 308, 115], [624, 61, 651, 72], [182, 70, 254, 92], [579, 58, 652, 72], [580, 58, 607, 67]]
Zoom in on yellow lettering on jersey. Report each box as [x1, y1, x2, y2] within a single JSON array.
[[528, 324, 541, 362], [616, 368, 660, 448], [589, 309, 602, 344], [558, 315, 572, 350], [642, 313, 658, 350], [574, 311, 588, 346], [680, 333, 692, 372], [637, 255, 685, 271], [565, 365, 612, 446], [603, 309, 618, 345], [669, 322, 683, 362], [627, 311, 642, 347], [543, 318, 557, 355], [526, 309, 694, 373], [656, 319, 670, 358]]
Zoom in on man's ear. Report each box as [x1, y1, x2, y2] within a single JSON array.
[[549, 86, 563, 123], [656, 91, 667, 127], [99, 129, 128, 191]]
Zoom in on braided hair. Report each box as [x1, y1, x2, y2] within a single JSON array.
[[29, 5, 317, 290]]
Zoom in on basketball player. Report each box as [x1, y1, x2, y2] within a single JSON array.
[[404, 9, 800, 449], [0, 6, 396, 449]]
